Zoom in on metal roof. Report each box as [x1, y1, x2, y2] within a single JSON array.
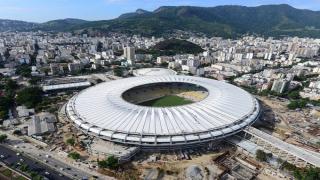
[[66, 75, 260, 146], [133, 68, 177, 76], [42, 81, 91, 91]]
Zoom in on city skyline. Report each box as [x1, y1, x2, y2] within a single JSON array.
[[1, 0, 320, 22]]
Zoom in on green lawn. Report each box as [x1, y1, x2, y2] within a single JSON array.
[[139, 95, 193, 107], [1, 168, 12, 177]]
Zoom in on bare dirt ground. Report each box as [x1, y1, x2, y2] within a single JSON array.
[[257, 168, 291, 180], [132, 152, 224, 180], [257, 96, 320, 152]]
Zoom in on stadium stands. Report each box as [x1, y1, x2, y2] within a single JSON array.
[[122, 82, 209, 105]]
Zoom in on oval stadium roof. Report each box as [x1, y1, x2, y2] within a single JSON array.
[[133, 68, 177, 76], [66, 75, 260, 147]]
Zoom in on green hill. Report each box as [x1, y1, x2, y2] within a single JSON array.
[[74, 4, 320, 38], [137, 39, 204, 56], [3, 4, 320, 38], [154, 39, 203, 54], [37, 18, 88, 31]]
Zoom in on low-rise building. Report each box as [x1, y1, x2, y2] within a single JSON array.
[[28, 113, 57, 136]]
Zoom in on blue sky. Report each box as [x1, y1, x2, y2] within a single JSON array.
[[1, 0, 320, 22]]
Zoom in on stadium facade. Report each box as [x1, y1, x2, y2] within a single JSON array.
[[66, 75, 260, 150], [132, 68, 177, 76]]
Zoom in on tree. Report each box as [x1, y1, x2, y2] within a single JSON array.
[[288, 90, 300, 99], [98, 156, 119, 169], [97, 41, 104, 52], [4, 79, 18, 92], [0, 96, 12, 120], [66, 138, 76, 146], [4, 48, 10, 60], [29, 77, 41, 85], [0, 134, 8, 143], [294, 170, 303, 180], [1, 80, 17, 120], [98, 159, 108, 168], [287, 99, 307, 110], [13, 129, 22, 136], [16, 87, 43, 108], [303, 167, 320, 180], [282, 161, 320, 180], [16, 65, 32, 78], [113, 67, 123, 77], [68, 152, 80, 160], [106, 155, 119, 169], [288, 101, 299, 110], [160, 62, 169, 68], [256, 149, 272, 162], [20, 164, 29, 172], [30, 171, 42, 180], [0, 110, 7, 120]]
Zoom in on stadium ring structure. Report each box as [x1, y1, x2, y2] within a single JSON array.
[[66, 75, 261, 149], [132, 68, 177, 76]]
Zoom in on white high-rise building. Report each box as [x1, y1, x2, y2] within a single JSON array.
[[123, 47, 135, 65], [271, 79, 289, 94]]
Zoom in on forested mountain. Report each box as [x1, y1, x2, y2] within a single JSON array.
[[2, 4, 320, 38]]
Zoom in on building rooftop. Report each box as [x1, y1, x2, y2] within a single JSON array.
[[133, 68, 177, 76], [28, 113, 56, 136], [42, 81, 91, 91]]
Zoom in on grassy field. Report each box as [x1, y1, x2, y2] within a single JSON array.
[[139, 95, 193, 107], [0, 165, 28, 180]]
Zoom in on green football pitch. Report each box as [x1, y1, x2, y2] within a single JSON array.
[[139, 95, 193, 107]]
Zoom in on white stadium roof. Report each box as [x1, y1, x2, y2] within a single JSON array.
[[66, 75, 260, 147], [133, 68, 177, 76], [43, 81, 91, 91]]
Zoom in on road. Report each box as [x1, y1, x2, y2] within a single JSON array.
[[245, 127, 320, 167], [6, 139, 95, 179], [0, 130, 104, 180], [0, 145, 70, 180]]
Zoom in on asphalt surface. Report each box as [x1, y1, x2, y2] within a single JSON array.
[[0, 144, 71, 180], [0, 131, 99, 180]]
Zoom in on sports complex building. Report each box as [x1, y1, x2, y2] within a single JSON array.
[[66, 75, 261, 150], [132, 68, 177, 76]]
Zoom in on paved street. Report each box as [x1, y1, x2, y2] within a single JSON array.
[[9, 142, 101, 179], [245, 127, 320, 167], [0, 130, 106, 180], [0, 145, 70, 180]]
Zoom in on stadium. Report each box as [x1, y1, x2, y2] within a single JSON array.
[[66, 75, 261, 149], [132, 68, 177, 76]]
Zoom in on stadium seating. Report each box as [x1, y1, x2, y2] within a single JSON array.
[[122, 83, 209, 104]]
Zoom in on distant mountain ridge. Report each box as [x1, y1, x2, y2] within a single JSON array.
[[0, 19, 37, 32], [36, 18, 88, 31], [0, 18, 87, 32], [2, 4, 320, 37], [118, 9, 151, 19]]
